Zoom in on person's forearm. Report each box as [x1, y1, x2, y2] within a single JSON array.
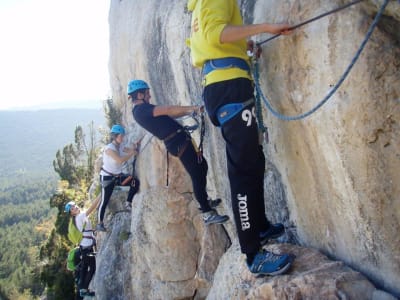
[[106, 149, 135, 164], [121, 153, 134, 163], [220, 23, 291, 43], [153, 105, 198, 118], [86, 194, 101, 216]]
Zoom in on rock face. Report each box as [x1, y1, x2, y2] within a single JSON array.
[[207, 243, 379, 300], [92, 0, 400, 298], [92, 146, 231, 299]]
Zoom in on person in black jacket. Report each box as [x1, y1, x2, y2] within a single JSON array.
[[127, 79, 228, 225]]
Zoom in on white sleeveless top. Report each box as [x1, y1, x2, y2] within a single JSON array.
[[100, 143, 123, 175], [75, 212, 95, 248]]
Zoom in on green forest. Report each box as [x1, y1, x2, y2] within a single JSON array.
[[0, 107, 115, 300], [0, 176, 57, 299]]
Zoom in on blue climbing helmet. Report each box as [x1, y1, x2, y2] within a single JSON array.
[[64, 201, 76, 213], [127, 79, 150, 95], [110, 124, 125, 135]]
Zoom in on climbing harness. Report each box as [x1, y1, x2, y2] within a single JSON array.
[[175, 111, 206, 160], [253, 0, 390, 121], [202, 57, 251, 76], [216, 98, 254, 126], [101, 136, 144, 188], [201, 57, 269, 139], [100, 171, 117, 188], [165, 111, 206, 186], [202, 57, 251, 85]]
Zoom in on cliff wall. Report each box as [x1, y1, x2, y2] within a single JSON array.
[[92, 1, 400, 299]]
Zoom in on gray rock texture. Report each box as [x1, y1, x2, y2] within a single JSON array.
[[91, 0, 400, 299]]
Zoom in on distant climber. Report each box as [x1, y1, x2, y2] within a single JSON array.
[[65, 195, 100, 298], [127, 79, 229, 225], [97, 124, 140, 232], [186, 0, 295, 276]]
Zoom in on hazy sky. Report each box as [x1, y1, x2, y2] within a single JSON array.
[[0, 0, 110, 110]]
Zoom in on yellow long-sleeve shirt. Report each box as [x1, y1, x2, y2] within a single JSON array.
[[186, 0, 252, 86]]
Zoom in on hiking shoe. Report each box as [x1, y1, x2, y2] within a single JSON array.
[[247, 249, 293, 276], [80, 289, 95, 297], [202, 209, 229, 225], [125, 201, 132, 211], [96, 223, 106, 232], [260, 223, 285, 245]]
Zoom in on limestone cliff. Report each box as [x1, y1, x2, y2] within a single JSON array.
[[92, 0, 400, 299]]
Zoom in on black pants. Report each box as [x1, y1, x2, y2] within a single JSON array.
[[98, 174, 140, 222], [166, 133, 212, 213], [78, 247, 96, 291], [203, 77, 270, 255]]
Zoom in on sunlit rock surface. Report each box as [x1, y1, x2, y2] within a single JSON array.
[[91, 0, 400, 298]]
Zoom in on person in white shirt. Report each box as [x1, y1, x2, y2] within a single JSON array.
[[97, 124, 140, 232], [65, 195, 100, 298]]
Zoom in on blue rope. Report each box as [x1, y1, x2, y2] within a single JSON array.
[[254, 0, 390, 121]]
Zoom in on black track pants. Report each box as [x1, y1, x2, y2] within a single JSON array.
[[79, 247, 95, 291], [166, 133, 211, 212], [98, 174, 139, 223], [177, 140, 212, 212], [203, 77, 270, 255]]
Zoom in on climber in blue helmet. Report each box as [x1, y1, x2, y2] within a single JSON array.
[[110, 124, 125, 135], [96, 124, 141, 232], [64, 195, 100, 298], [127, 79, 229, 225], [127, 79, 149, 95]]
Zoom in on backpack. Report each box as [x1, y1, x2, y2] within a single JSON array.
[[67, 247, 81, 271], [68, 218, 83, 245]]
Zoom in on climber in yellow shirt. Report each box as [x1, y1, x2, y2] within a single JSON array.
[[186, 0, 295, 276]]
